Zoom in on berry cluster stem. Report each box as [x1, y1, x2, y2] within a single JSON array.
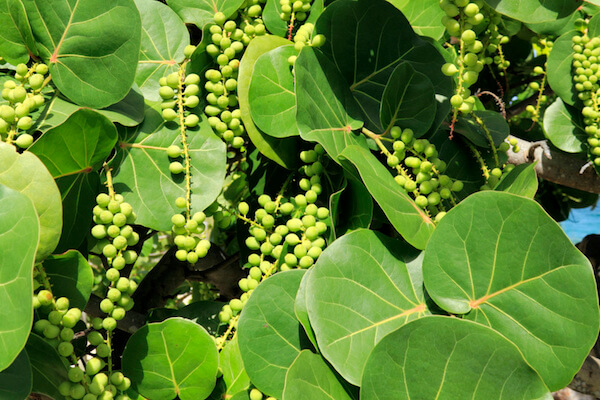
[[176, 60, 192, 220]]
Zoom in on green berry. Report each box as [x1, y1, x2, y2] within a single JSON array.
[[167, 145, 182, 158]]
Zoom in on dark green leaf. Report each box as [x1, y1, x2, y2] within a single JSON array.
[[547, 30, 578, 106], [148, 301, 225, 336], [294, 269, 318, 349], [43, 250, 94, 310], [494, 163, 538, 198], [0, 350, 32, 400], [220, 336, 250, 395], [0, 0, 36, 64], [454, 110, 510, 148], [483, 0, 579, 23], [167, 0, 244, 29], [329, 175, 373, 239], [26, 334, 69, 400], [543, 98, 586, 153], [387, 0, 446, 40]]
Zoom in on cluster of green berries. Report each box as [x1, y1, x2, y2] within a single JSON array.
[[0, 63, 49, 148], [440, 0, 485, 36], [280, 0, 312, 22], [159, 67, 201, 135], [387, 127, 462, 220], [32, 290, 82, 356], [57, 366, 131, 400], [171, 199, 211, 264], [218, 145, 330, 325], [483, 13, 511, 70], [524, 66, 548, 122], [571, 34, 600, 166], [286, 24, 326, 68]]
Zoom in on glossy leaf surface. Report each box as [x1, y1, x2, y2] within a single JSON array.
[[494, 163, 538, 198], [220, 336, 250, 395], [26, 334, 69, 400], [543, 98, 586, 153], [168, 0, 244, 29], [43, 250, 94, 310], [0, 350, 32, 400]]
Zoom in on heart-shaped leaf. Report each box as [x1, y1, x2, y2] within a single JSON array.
[[387, 0, 445, 40], [547, 30, 578, 106], [0, 142, 61, 260], [339, 145, 435, 250], [220, 336, 250, 395], [543, 98, 586, 153], [43, 250, 94, 310], [238, 270, 308, 398], [167, 0, 244, 29], [0, 0, 36, 64], [494, 163, 538, 198], [306, 229, 427, 385], [422, 191, 600, 391], [122, 317, 219, 400], [0, 184, 38, 372], [482, 0, 579, 24], [361, 317, 552, 400], [283, 350, 352, 400], [0, 350, 32, 400], [26, 333, 69, 400]]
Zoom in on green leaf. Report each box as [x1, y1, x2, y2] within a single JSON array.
[[361, 317, 552, 400], [294, 269, 318, 349], [387, 0, 446, 40], [230, 391, 250, 400], [494, 163, 538, 198], [339, 145, 435, 250], [25, 334, 69, 400], [239, 34, 301, 169], [238, 270, 307, 398], [0, 0, 36, 64], [249, 45, 298, 138], [547, 30, 578, 106], [306, 229, 426, 385], [380, 62, 436, 135], [295, 47, 366, 161], [262, 0, 289, 37], [543, 98, 586, 153], [220, 336, 250, 395], [167, 0, 244, 29], [329, 175, 373, 239], [454, 110, 510, 148], [422, 191, 600, 391], [0, 142, 62, 261], [283, 350, 352, 400], [43, 250, 94, 310], [122, 318, 219, 400], [135, 0, 189, 102], [0, 350, 32, 400], [483, 0, 579, 23], [0, 185, 37, 372], [112, 105, 226, 231], [148, 301, 225, 337], [25, 0, 141, 108]]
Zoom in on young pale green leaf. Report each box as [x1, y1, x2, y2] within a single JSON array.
[[339, 145, 435, 250], [282, 350, 352, 400], [238, 270, 308, 398], [122, 318, 219, 400], [148, 301, 225, 337], [328, 174, 373, 239], [112, 105, 226, 231], [220, 336, 250, 395], [306, 229, 427, 385], [0, 142, 61, 261], [26, 334, 69, 400], [249, 45, 298, 138], [43, 250, 94, 310], [543, 98, 586, 153], [239, 34, 301, 169], [294, 269, 318, 349], [167, 0, 244, 29], [0, 184, 37, 372], [422, 191, 600, 391], [0, 0, 36, 64], [25, 0, 141, 108], [387, 0, 445, 40], [361, 317, 552, 400], [482, 0, 579, 23], [295, 47, 366, 161], [0, 350, 32, 400], [135, 0, 189, 102], [380, 62, 436, 135], [547, 30, 578, 106], [494, 163, 538, 198]]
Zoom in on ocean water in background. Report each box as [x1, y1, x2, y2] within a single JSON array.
[[560, 206, 600, 244]]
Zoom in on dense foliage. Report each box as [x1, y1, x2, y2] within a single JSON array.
[[1, 0, 600, 399]]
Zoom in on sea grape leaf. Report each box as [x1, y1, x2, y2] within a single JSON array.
[[328, 174, 373, 239], [239, 35, 300, 169], [380, 62, 436, 135], [167, 0, 245, 29], [0, 184, 38, 372], [25, 0, 141, 108], [543, 97, 586, 153], [295, 47, 366, 161], [26, 334, 69, 400], [262, 0, 290, 37], [387, 0, 445, 40], [249, 45, 298, 138], [43, 250, 94, 310], [339, 145, 435, 250], [361, 317, 552, 400], [547, 30, 578, 106], [305, 229, 427, 385], [482, 0, 579, 24], [135, 0, 189, 102], [0, 142, 62, 261], [0, 350, 32, 400], [294, 269, 318, 349], [0, 0, 36, 64], [494, 163, 538, 198], [122, 318, 219, 400], [238, 270, 307, 398], [111, 105, 226, 231], [282, 350, 352, 400], [220, 336, 250, 395], [422, 191, 600, 391]]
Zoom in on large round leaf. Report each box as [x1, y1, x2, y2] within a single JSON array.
[[25, 334, 69, 400], [361, 317, 552, 400], [0, 0, 36, 64], [387, 0, 445, 40], [112, 105, 226, 231], [422, 191, 600, 391], [306, 229, 427, 385], [482, 0, 579, 24], [238, 270, 307, 398], [25, 0, 141, 108], [547, 30, 578, 106], [122, 318, 219, 400], [543, 98, 586, 153], [0, 184, 38, 372], [43, 250, 94, 310], [0, 142, 61, 260], [0, 350, 32, 400], [135, 0, 189, 102], [167, 0, 244, 29]]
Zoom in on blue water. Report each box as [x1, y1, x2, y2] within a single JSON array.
[[560, 207, 600, 244]]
